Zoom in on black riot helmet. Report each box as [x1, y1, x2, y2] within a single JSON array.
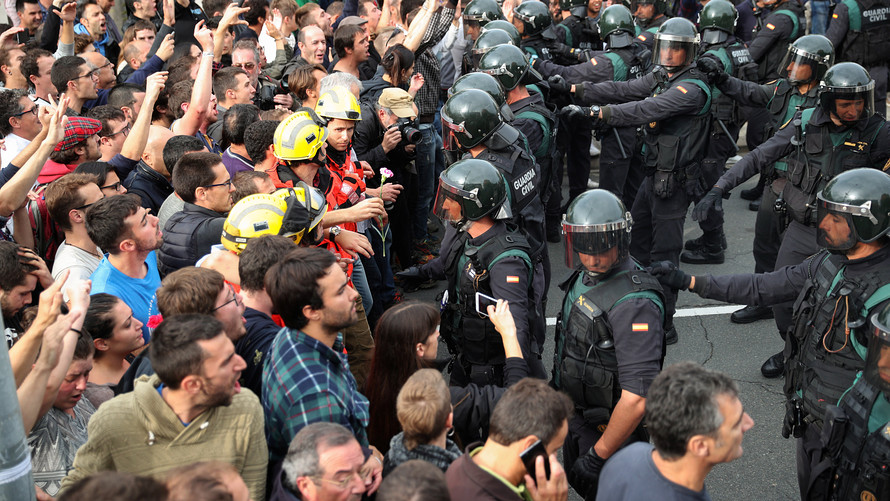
[[698, 0, 737, 44], [482, 20, 522, 45], [866, 302, 890, 399], [478, 44, 541, 91], [597, 5, 635, 49], [652, 17, 699, 72], [778, 35, 834, 85], [472, 28, 515, 69], [632, 0, 666, 22], [441, 89, 503, 163], [562, 189, 633, 274], [449, 72, 513, 121], [815, 168, 890, 253], [434, 158, 511, 231], [463, 0, 505, 25], [560, 0, 588, 17], [818, 62, 875, 125], [512, 0, 552, 37]]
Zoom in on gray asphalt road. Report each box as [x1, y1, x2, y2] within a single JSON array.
[[403, 158, 799, 500]]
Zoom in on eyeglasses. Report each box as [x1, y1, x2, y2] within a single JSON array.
[[102, 124, 131, 139], [98, 60, 114, 71], [203, 178, 233, 189], [310, 468, 372, 490], [73, 70, 99, 81], [100, 181, 125, 192], [12, 106, 38, 117], [213, 283, 241, 311], [232, 62, 257, 71], [74, 200, 99, 211]]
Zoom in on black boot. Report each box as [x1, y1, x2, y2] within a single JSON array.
[[748, 197, 762, 212], [740, 175, 765, 201], [680, 229, 725, 264], [684, 231, 728, 252], [761, 351, 784, 379], [546, 216, 561, 243]]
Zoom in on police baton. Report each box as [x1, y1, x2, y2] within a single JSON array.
[[716, 118, 739, 154], [611, 127, 628, 159]]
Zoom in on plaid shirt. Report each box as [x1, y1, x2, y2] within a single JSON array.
[[414, 6, 456, 117], [262, 327, 370, 463]]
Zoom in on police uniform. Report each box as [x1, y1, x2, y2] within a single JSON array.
[[749, 0, 805, 83], [536, 45, 649, 208], [711, 107, 890, 336], [555, 13, 601, 52], [554, 258, 665, 489], [633, 15, 668, 50], [825, 0, 890, 117], [575, 64, 712, 331]]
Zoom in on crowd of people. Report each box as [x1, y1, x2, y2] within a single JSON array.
[[0, 0, 888, 499]]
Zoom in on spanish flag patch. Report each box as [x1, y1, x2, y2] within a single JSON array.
[[591, 58, 598, 66], [506, 276, 519, 283], [638, 35, 646, 40], [676, 85, 688, 94], [632, 323, 649, 332], [832, 13, 838, 18], [766, 22, 775, 30]]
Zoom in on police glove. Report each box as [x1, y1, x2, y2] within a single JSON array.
[[649, 261, 693, 291], [696, 57, 727, 86], [395, 266, 429, 289], [570, 448, 607, 500], [548, 74, 571, 94], [561, 105, 606, 129], [691, 186, 724, 222]]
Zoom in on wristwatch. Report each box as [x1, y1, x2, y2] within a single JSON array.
[[329, 225, 342, 242]]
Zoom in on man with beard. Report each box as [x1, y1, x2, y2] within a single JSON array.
[[0, 241, 54, 345], [262, 247, 384, 490], [60, 314, 268, 501], [86, 194, 163, 343]]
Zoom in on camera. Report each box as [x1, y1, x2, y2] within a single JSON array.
[[392, 118, 421, 144], [255, 78, 289, 111]]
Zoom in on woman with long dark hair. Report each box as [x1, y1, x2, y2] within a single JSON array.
[[83, 293, 145, 407], [364, 300, 527, 452], [360, 43, 423, 106]]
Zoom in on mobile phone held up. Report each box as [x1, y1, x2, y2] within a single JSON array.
[[519, 439, 551, 483], [475, 292, 498, 318]]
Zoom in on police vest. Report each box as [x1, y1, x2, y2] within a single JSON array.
[[557, 14, 599, 50], [786, 250, 890, 424], [554, 266, 664, 412], [520, 36, 553, 61], [704, 41, 754, 124], [513, 99, 559, 207], [600, 45, 648, 83], [477, 128, 547, 260], [754, 3, 805, 82], [764, 79, 820, 175], [830, 375, 890, 501], [782, 109, 887, 226], [641, 67, 712, 183], [441, 228, 534, 385], [837, 0, 890, 67]]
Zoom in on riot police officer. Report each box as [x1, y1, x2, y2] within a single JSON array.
[[468, 27, 516, 71], [555, 189, 665, 500], [825, 0, 890, 117], [749, 0, 805, 83], [652, 167, 890, 500], [693, 62, 890, 378], [562, 17, 713, 344], [554, 0, 601, 52], [680, 0, 754, 266], [632, 0, 670, 50], [434, 158, 538, 387], [694, 34, 831, 354], [512, 0, 558, 61], [478, 44, 560, 242], [820, 301, 890, 501], [535, 4, 650, 211], [461, 0, 506, 77]]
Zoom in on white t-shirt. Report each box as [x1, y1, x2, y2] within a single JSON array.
[[53, 241, 103, 299]]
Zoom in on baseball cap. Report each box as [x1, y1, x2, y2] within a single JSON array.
[[54, 116, 103, 152], [378, 88, 416, 118]]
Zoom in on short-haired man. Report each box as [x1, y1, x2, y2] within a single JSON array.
[[338, 16, 379, 80], [260, 0, 299, 62], [20, 48, 56, 106], [331, 24, 369, 78], [86, 193, 163, 342], [0, 89, 43, 169], [235, 235, 295, 397], [296, 3, 333, 37], [262, 247, 381, 480], [123, 125, 175, 213], [383, 369, 461, 475], [357, 1, 382, 33], [82, 52, 116, 90], [157, 266, 247, 342], [243, 119, 279, 172], [274, 422, 375, 501], [220, 104, 261, 176], [87, 106, 130, 161], [156, 135, 206, 228], [15, 0, 44, 41], [232, 41, 262, 90], [45, 173, 105, 293], [377, 460, 451, 501], [296, 25, 327, 66], [107, 83, 146, 125], [207, 67, 256, 145], [52, 56, 100, 115], [445, 378, 572, 501], [0, 47, 27, 90], [0, 241, 54, 345], [232, 170, 276, 202], [597, 362, 754, 500], [60, 314, 268, 500], [165, 461, 251, 501], [75, 0, 120, 62], [158, 152, 235, 276], [122, 0, 161, 32]]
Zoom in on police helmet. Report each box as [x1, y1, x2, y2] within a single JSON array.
[[512, 1, 552, 37], [560, 0, 588, 17], [482, 20, 522, 45], [563, 189, 632, 273], [478, 44, 540, 91], [819, 62, 875, 125], [652, 17, 699, 72], [698, 0, 737, 44], [778, 35, 834, 85], [597, 5, 635, 49], [463, 0, 505, 25], [449, 72, 514, 121], [866, 302, 890, 398], [816, 168, 890, 252], [434, 158, 511, 231], [472, 28, 516, 69], [441, 89, 503, 162]]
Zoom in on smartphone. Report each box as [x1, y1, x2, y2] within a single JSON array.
[[475, 292, 498, 317], [15, 30, 28, 45], [519, 439, 551, 482]]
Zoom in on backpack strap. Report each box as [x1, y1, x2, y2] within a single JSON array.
[[678, 78, 713, 115], [515, 107, 553, 158], [841, 0, 862, 31], [602, 52, 628, 81], [557, 23, 573, 47], [773, 8, 801, 39]]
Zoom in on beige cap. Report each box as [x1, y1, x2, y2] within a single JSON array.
[[338, 16, 369, 27], [378, 88, 416, 118]]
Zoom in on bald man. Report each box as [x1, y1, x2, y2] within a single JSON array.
[[83, 52, 117, 90], [297, 25, 327, 65], [123, 125, 176, 212]]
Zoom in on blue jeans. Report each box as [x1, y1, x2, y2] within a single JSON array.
[[809, 0, 830, 35], [412, 123, 441, 241], [350, 256, 373, 314]]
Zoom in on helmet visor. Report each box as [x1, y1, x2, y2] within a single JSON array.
[[700, 28, 728, 45], [441, 115, 463, 166], [819, 82, 875, 124], [652, 38, 696, 71], [815, 197, 861, 251], [562, 218, 631, 270], [433, 180, 473, 224], [864, 314, 890, 397], [778, 49, 820, 84]]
